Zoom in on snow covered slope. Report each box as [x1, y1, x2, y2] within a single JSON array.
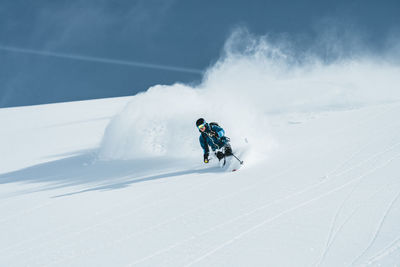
[[1, 97, 400, 267], [1, 32, 400, 266]]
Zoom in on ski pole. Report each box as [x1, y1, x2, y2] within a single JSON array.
[[232, 153, 244, 165]]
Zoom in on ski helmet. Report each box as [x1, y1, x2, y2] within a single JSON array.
[[196, 118, 205, 127]]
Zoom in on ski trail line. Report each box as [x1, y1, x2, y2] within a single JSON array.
[[127, 171, 337, 266], [183, 152, 400, 267], [367, 236, 400, 265], [330, 141, 400, 178], [322, 106, 399, 179], [315, 183, 359, 267], [127, 151, 400, 267], [351, 185, 400, 266], [0, 197, 61, 225], [314, 135, 400, 266], [315, 136, 400, 266], [315, 183, 387, 266], [0, 176, 156, 256], [64, 155, 349, 266], [45, 167, 295, 266], [14, 169, 217, 263], [316, 120, 400, 265]]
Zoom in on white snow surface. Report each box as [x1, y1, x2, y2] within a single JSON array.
[[2, 100, 400, 267], [2, 35, 400, 266]]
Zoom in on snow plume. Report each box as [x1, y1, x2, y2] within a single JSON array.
[[99, 28, 400, 161], [98, 82, 269, 161]]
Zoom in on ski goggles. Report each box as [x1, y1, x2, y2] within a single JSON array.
[[198, 124, 206, 131]]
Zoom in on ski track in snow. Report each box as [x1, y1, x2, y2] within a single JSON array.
[[2, 100, 400, 266], [321, 104, 399, 180], [314, 139, 400, 266], [367, 236, 400, 265], [316, 134, 400, 265], [181, 151, 400, 267], [327, 140, 400, 179], [123, 145, 400, 266], [316, 183, 388, 266], [315, 145, 374, 266], [2, 167, 211, 256], [351, 185, 400, 266], [46, 164, 298, 266], [0, 176, 155, 256], [15, 171, 222, 265], [127, 175, 333, 265], [0, 198, 57, 225]]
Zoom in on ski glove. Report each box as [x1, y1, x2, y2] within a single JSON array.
[[204, 153, 209, 163]]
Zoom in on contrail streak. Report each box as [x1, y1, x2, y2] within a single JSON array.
[[0, 45, 203, 75]]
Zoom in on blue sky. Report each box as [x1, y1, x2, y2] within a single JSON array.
[[1, 0, 399, 107]]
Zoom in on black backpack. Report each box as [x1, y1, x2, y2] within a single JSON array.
[[209, 122, 219, 128]]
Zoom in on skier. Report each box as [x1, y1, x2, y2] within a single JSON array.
[[196, 118, 232, 163]]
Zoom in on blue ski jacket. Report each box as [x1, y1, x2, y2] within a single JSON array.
[[198, 123, 228, 154]]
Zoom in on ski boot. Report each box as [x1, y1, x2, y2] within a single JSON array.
[[216, 151, 225, 161]]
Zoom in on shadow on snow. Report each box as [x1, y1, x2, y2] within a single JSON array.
[[0, 149, 222, 197]]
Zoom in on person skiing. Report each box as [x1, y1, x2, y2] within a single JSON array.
[[196, 118, 232, 163]]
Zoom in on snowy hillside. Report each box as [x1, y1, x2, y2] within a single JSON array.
[[2, 97, 400, 267], [1, 33, 400, 266]]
